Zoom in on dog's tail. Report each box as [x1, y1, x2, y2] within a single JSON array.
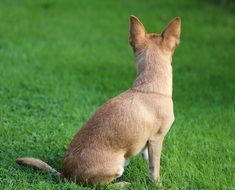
[[16, 157, 61, 177]]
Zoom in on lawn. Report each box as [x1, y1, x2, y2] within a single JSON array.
[[0, 0, 234, 189]]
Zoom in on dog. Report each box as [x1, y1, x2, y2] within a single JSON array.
[[16, 15, 181, 185]]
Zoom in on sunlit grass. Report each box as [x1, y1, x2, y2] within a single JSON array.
[[0, 0, 234, 189]]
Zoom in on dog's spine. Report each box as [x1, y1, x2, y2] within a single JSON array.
[[16, 157, 60, 176]]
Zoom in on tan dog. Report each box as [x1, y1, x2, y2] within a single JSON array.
[[16, 15, 181, 185]]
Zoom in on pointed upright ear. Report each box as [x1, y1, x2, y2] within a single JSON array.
[[162, 17, 181, 50], [129, 15, 147, 50]]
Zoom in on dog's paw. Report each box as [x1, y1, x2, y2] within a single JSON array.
[[108, 181, 131, 189], [142, 147, 149, 162]]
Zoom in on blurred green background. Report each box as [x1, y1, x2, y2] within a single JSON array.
[[0, 0, 234, 189]]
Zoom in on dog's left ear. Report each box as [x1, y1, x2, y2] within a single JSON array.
[[129, 15, 147, 50], [162, 17, 181, 50]]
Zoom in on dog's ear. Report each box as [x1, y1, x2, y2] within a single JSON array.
[[162, 17, 181, 50], [129, 15, 146, 50]]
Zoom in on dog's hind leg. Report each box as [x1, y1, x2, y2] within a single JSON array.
[[87, 154, 126, 185], [88, 164, 125, 185]]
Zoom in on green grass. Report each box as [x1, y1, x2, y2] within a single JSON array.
[[0, 0, 234, 189]]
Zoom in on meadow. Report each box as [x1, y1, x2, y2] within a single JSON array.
[[0, 0, 234, 189]]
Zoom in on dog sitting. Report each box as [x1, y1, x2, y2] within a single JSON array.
[[16, 15, 181, 185]]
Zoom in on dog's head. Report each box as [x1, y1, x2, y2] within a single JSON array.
[[129, 15, 181, 59]]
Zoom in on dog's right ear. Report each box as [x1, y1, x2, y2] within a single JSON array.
[[162, 17, 181, 50], [129, 15, 146, 50]]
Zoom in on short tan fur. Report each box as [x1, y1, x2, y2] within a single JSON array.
[[16, 15, 181, 185]]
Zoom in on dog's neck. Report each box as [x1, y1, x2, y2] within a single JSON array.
[[132, 47, 173, 97]]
